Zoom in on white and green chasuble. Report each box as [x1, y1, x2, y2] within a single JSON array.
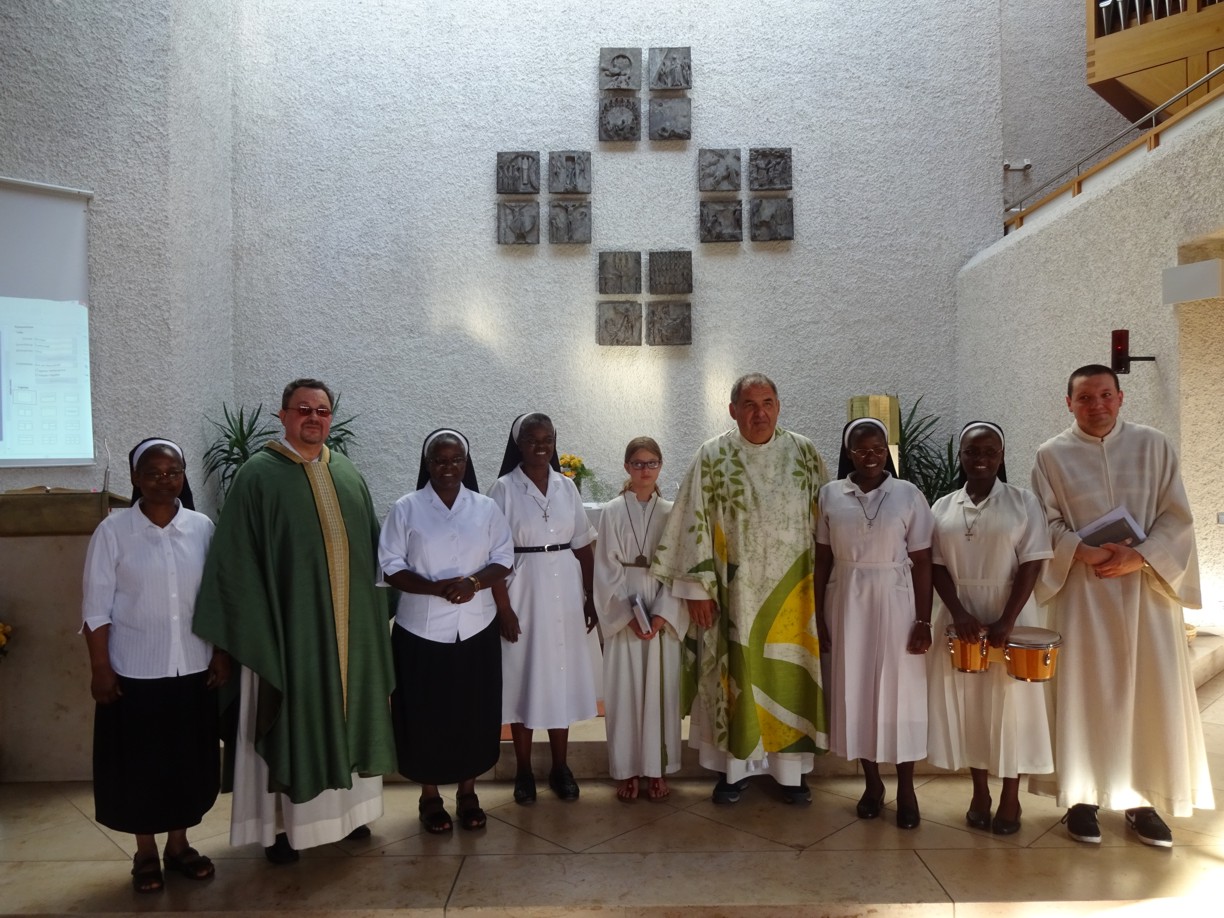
[[652, 427, 829, 774]]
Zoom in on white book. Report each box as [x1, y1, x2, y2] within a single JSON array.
[[1077, 505, 1147, 548], [630, 593, 653, 633]]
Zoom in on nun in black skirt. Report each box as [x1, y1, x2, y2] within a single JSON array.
[[377, 429, 514, 833], [81, 438, 227, 892]]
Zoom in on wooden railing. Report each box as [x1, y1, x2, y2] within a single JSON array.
[[1003, 77, 1224, 234]]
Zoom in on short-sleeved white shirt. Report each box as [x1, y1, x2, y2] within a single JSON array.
[[378, 483, 514, 642], [81, 500, 215, 678]]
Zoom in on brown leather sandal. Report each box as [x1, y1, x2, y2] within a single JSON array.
[[456, 792, 486, 830]]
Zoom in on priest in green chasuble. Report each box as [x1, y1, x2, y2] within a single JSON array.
[[194, 378, 395, 862], [652, 373, 829, 805]]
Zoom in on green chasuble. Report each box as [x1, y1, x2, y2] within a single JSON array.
[[652, 427, 829, 760], [194, 444, 395, 804]]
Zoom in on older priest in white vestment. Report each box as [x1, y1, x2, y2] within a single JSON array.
[[1030, 364, 1213, 848], [652, 373, 829, 805]]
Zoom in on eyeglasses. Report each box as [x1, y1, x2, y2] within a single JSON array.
[[428, 456, 465, 468], [138, 469, 185, 482], [290, 405, 332, 418], [961, 448, 1002, 459], [850, 447, 888, 459], [629, 460, 661, 470]]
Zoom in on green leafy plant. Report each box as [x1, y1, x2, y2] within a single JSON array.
[[203, 403, 276, 499], [203, 397, 359, 502], [896, 395, 959, 505]]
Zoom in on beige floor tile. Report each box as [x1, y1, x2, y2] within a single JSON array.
[[810, 812, 1016, 851], [1196, 669, 1224, 708], [586, 808, 793, 853], [0, 817, 128, 862], [1208, 751, 1224, 791], [448, 850, 954, 914], [682, 786, 859, 849], [371, 814, 570, 856], [1201, 720, 1224, 753], [1201, 695, 1224, 725], [921, 845, 1224, 913], [0, 782, 90, 840], [485, 792, 674, 853]]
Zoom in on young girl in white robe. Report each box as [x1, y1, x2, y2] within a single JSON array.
[[594, 437, 689, 801]]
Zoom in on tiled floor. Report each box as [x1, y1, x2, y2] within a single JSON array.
[[3, 670, 1224, 917]]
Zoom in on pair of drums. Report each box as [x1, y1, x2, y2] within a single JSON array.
[[946, 625, 1062, 682]]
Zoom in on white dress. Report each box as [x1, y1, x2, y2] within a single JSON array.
[[818, 473, 934, 764], [594, 493, 689, 780], [925, 480, 1055, 777], [489, 465, 599, 729]]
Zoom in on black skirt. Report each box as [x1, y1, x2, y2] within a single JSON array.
[[390, 618, 502, 785], [93, 670, 220, 834]]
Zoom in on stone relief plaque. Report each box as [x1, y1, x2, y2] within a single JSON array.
[[699, 201, 742, 243], [648, 250, 693, 295], [599, 95, 641, 141], [496, 151, 540, 194], [749, 198, 794, 242], [648, 97, 691, 141], [646, 302, 692, 346], [548, 151, 592, 194], [698, 148, 741, 191], [598, 251, 642, 294], [497, 201, 540, 245], [647, 47, 692, 90], [549, 201, 592, 244], [748, 147, 793, 190], [599, 48, 641, 91], [597, 301, 642, 346]]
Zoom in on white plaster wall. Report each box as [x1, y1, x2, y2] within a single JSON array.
[[999, 0, 1132, 205], [955, 104, 1224, 628], [0, 0, 233, 502], [229, 0, 1002, 513]]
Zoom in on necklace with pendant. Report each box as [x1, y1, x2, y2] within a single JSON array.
[[962, 500, 986, 541], [528, 484, 550, 521], [855, 491, 888, 530], [624, 493, 657, 567]]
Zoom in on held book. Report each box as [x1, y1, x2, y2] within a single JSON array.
[[630, 593, 653, 633], [1077, 506, 1147, 548]]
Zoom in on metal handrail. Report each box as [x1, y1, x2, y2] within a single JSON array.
[[1004, 59, 1224, 213]]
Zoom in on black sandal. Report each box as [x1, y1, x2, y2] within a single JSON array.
[[131, 854, 164, 893], [418, 795, 453, 834], [456, 792, 487, 831], [163, 846, 214, 880]]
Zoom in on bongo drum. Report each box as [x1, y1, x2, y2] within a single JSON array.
[[946, 624, 990, 673], [1003, 626, 1062, 682]]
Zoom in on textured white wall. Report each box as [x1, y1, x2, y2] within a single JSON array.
[[0, 0, 233, 500], [226, 0, 1003, 513], [955, 104, 1224, 627], [999, 0, 1132, 204]]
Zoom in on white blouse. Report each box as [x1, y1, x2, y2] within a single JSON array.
[[378, 483, 514, 642], [81, 501, 215, 679]]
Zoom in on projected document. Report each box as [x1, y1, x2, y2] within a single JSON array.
[[0, 297, 94, 466]]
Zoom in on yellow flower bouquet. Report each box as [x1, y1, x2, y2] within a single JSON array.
[[558, 453, 595, 494]]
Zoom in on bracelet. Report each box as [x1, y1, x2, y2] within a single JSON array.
[[468, 575, 481, 591], [915, 620, 931, 628]]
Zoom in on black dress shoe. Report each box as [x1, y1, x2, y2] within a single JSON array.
[[965, 808, 991, 830], [712, 774, 747, 805], [264, 832, 299, 864], [344, 824, 371, 841], [992, 808, 1022, 836], [548, 765, 580, 801], [896, 805, 921, 830], [513, 770, 537, 805], [856, 790, 885, 819]]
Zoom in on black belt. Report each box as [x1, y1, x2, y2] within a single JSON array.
[[514, 542, 572, 553]]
